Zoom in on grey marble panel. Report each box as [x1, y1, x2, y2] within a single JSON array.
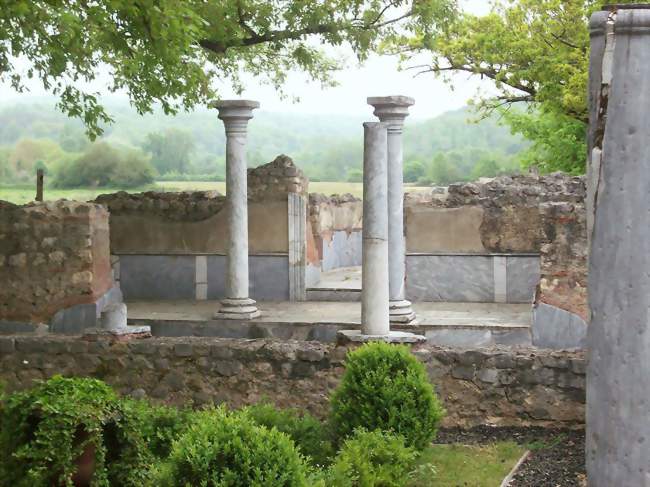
[[207, 255, 289, 301], [406, 255, 494, 302], [507, 256, 540, 303], [120, 255, 195, 300], [250, 255, 289, 301], [206, 255, 227, 300], [322, 231, 362, 271], [532, 302, 587, 350]]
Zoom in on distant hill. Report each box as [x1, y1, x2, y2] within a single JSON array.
[[0, 99, 526, 183]]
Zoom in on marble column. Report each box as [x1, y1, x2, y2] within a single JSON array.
[[368, 96, 416, 324], [587, 6, 650, 486], [213, 100, 261, 319], [361, 122, 390, 336]]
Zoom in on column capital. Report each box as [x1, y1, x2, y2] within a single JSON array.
[[367, 96, 415, 131], [210, 99, 260, 134]]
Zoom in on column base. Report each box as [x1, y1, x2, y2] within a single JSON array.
[[389, 300, 416, 325], [337, 329, 425, 344], [214, 297, 261, 320]]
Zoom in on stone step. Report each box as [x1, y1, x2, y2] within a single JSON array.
[[126, 300, 532, 348], [306, 288, 361, 302]]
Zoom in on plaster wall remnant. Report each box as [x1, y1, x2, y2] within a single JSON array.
[[587, 5, 650, 486], [212, 100, 261, 320], [368, 96, 416, 324], [0, 200, 116, 329]]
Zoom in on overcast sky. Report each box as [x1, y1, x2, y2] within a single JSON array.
[[0, 0, 492, 121]]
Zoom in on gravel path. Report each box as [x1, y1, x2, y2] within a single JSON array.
[[436, 426, 586, 486]]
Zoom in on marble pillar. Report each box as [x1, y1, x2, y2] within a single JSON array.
[[361, 122, 390, 336], [368, 96, 416, 324], [213, 100, 261, 319], [338, 123, 424, 345], [587, 6, 650, 485]]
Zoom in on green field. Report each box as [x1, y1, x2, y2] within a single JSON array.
[[0, 181, 430, 204]]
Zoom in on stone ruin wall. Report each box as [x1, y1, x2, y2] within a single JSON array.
[[0, 200, 113, 324], [405, 174, 587, 316], [0, 335, 586, 428], [95, 155, 309, 302]]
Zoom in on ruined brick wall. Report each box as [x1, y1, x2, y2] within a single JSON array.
[[0, 201, 112, 323], [538, 202, 588, 320], [248, 154, 308, 201], [0, 336, 585, 428]]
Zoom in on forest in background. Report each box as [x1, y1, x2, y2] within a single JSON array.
[[0, 98, 527, 189]]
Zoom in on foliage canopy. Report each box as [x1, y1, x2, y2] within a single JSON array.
[[1, 0, 454, 138], [388, 0, 641, 173]]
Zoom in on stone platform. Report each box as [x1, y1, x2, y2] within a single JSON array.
[[127, 300, 532, 348]]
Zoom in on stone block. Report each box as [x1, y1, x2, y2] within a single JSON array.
[[174, 343, 194, 357], [214, 360, 243, 377], [0, 337, 15, 353]]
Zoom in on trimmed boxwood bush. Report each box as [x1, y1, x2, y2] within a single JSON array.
[[0, 376, 151, 487], [330, 342, 445, 450], [121, 398, 190, 460], [326, 429, 417, 487], [157, 406, 310, 486], [244, 402, 335, 467]]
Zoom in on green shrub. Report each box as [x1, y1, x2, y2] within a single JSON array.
[[157, 406, 310, 487], [326, 429, 417, 487], [121, 398, 190, 460], [0, 376, 151, 487], [330, 342, 445, 450], [244, 402, 335, 467]]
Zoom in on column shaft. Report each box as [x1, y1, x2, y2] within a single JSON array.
[[368, 96, 416, 324], [212, 100, 260, 320], [387, 127, 406, 301], [361, 122, 390, 336], [225, 129, 249, 299], [587, 7, 650, 485]]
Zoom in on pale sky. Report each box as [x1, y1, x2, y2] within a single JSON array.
[[0, 0, 492, 121]]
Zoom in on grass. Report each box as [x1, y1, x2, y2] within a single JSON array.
[[410, 442, 526, 487], [0, 181, 430, 204]]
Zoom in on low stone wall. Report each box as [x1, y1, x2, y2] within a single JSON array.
[[0, 200, 114, 329], [0, 336, 585, 428]]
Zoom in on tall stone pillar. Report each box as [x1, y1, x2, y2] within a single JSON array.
[[587, 6, 650, 485], [368, 96, 416, 324], [213, 100, 261, 319], [360, 122, 391, 335], [338, 122, 424, 344]]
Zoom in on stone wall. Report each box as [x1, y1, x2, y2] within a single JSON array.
[[404, 174, 587, 313], [96, 191, 288, 255], [406, 173, 585, 254], [0, 200, 113, 325], [248, 154, 308, 201], [0, 335, 585, 428]]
